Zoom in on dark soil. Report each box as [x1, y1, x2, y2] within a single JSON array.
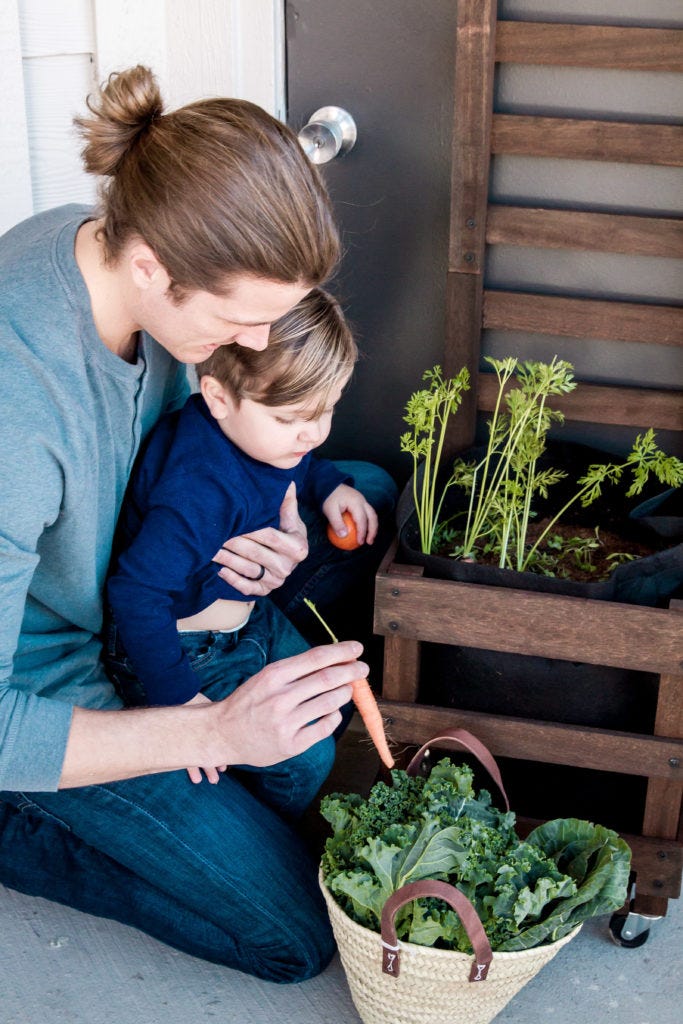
[[433, 519, 659, 583]]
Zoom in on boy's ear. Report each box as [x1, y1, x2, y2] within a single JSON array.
[[200, 375, 232, 420]]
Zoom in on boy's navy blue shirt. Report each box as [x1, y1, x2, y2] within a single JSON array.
[[107, 393, 351, 705]]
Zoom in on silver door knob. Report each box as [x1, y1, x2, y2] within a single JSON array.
[[298, 106, 357, 164]]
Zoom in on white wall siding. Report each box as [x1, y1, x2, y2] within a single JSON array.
[[1, 0, 284, 234], [19, 0, 97, 213], [0, 1, 33, 234]]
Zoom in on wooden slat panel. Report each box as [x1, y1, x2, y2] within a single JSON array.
[[486, 206, 683, 258], [642, 672, 683, 838], [381, 634, 421, 703], [378, 701, 683, 780], [448, 0, 496, 274], [495, 22, 683, 72], [491, 114, 683, 167], [444, 271, 481, 451], [374, 574, 683, 675], [483, 291, 683, 346], [477, 373, 683, 431], [643, 606, 683, 840], [378, 559, 423, 702]]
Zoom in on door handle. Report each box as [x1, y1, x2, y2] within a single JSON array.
[[297, 106, 357, 164]]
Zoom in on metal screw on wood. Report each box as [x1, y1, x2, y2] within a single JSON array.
[[669, 757, 680, 768], [464, 251, 475, 263], [391, 588, 400, 597], [466, 218, 476, 228], [389, 621, 399, 631]]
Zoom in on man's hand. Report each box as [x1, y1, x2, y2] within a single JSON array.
[[208, 641, 365, 767], [212, 482, 308, 596]]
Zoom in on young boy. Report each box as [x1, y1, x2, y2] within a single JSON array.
[[104, 288, 376, 805]]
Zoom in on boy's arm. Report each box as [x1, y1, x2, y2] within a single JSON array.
[[108, 481, 246, 705], [299, 455, 353, 509], [212, 481, 309, 594]]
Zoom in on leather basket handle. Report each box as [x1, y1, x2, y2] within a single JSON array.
[[406, 728, 510, 812], [380, 879, 493, 981]]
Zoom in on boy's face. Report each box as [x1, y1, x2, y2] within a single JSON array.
[[207, 376, 350, 470]]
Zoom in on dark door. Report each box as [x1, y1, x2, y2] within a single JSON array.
[[286, 1, 458, 483]]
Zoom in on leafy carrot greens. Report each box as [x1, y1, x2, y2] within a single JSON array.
[[320, 758, 631, 952]]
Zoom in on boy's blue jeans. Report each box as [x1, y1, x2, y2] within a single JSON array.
[[0, 461, 397, 983], [104, 599, 335, 820]]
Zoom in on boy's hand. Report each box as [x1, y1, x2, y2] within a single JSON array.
[[184, 693, 227, 783], [323, 484, 378, 545], [212, 482, 308, 595]]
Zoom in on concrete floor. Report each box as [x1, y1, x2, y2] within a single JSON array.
[[2, 722, 681, 1024]]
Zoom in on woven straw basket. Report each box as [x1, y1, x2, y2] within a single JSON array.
[[321, 878, 579, 1024], [320, 729, 581, 1024]]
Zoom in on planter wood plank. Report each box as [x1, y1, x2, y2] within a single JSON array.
[[376, 5, 683, 924], [376, 700, 683, 782], [375, 575, 683, 675]]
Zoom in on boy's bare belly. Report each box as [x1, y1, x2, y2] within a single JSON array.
[[177, 599, 254, 632]]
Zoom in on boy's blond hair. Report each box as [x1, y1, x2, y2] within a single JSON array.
[[196, 288, 358, 416]]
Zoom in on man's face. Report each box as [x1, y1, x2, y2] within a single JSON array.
[[135, 272, 311, 364]]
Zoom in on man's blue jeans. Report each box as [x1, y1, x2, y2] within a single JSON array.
[[0, 461, 397, 983]]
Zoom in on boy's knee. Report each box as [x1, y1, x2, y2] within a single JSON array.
[[334, 460, 398, 513]]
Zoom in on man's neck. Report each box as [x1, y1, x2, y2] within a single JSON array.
[[75, 220, 139, 362]]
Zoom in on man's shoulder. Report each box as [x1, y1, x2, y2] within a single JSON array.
[[0, 204, 92, 264]]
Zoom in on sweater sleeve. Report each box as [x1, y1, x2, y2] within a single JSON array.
[[299, 456, 354, 508], [107, 474, 243, 706], [0, 363, 74, 790]]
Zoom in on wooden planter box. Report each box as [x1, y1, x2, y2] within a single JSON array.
[[373, 0, 683, 925], [373, 539, 683, 919]]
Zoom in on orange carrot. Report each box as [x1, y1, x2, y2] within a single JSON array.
[[350, 677, 395, 769], [304, 599, 395, 769]]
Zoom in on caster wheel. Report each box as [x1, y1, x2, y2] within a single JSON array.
[[609, 912, 650, 948]]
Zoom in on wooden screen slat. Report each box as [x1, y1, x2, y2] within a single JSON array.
[[477, 373, 683, 432], [483, 291, 683, 346], [491, 114, 683, 167], [486, 206, 683, 258], [377, 701, 683, 781], [643, 603, 683, 839], [495, 22, 683, 72], [374, 575, 683, 675], [448, 0, 496, 274], [444, 0, 496, 447]]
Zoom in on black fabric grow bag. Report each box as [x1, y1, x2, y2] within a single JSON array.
[[396, 440, 683, 833]]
